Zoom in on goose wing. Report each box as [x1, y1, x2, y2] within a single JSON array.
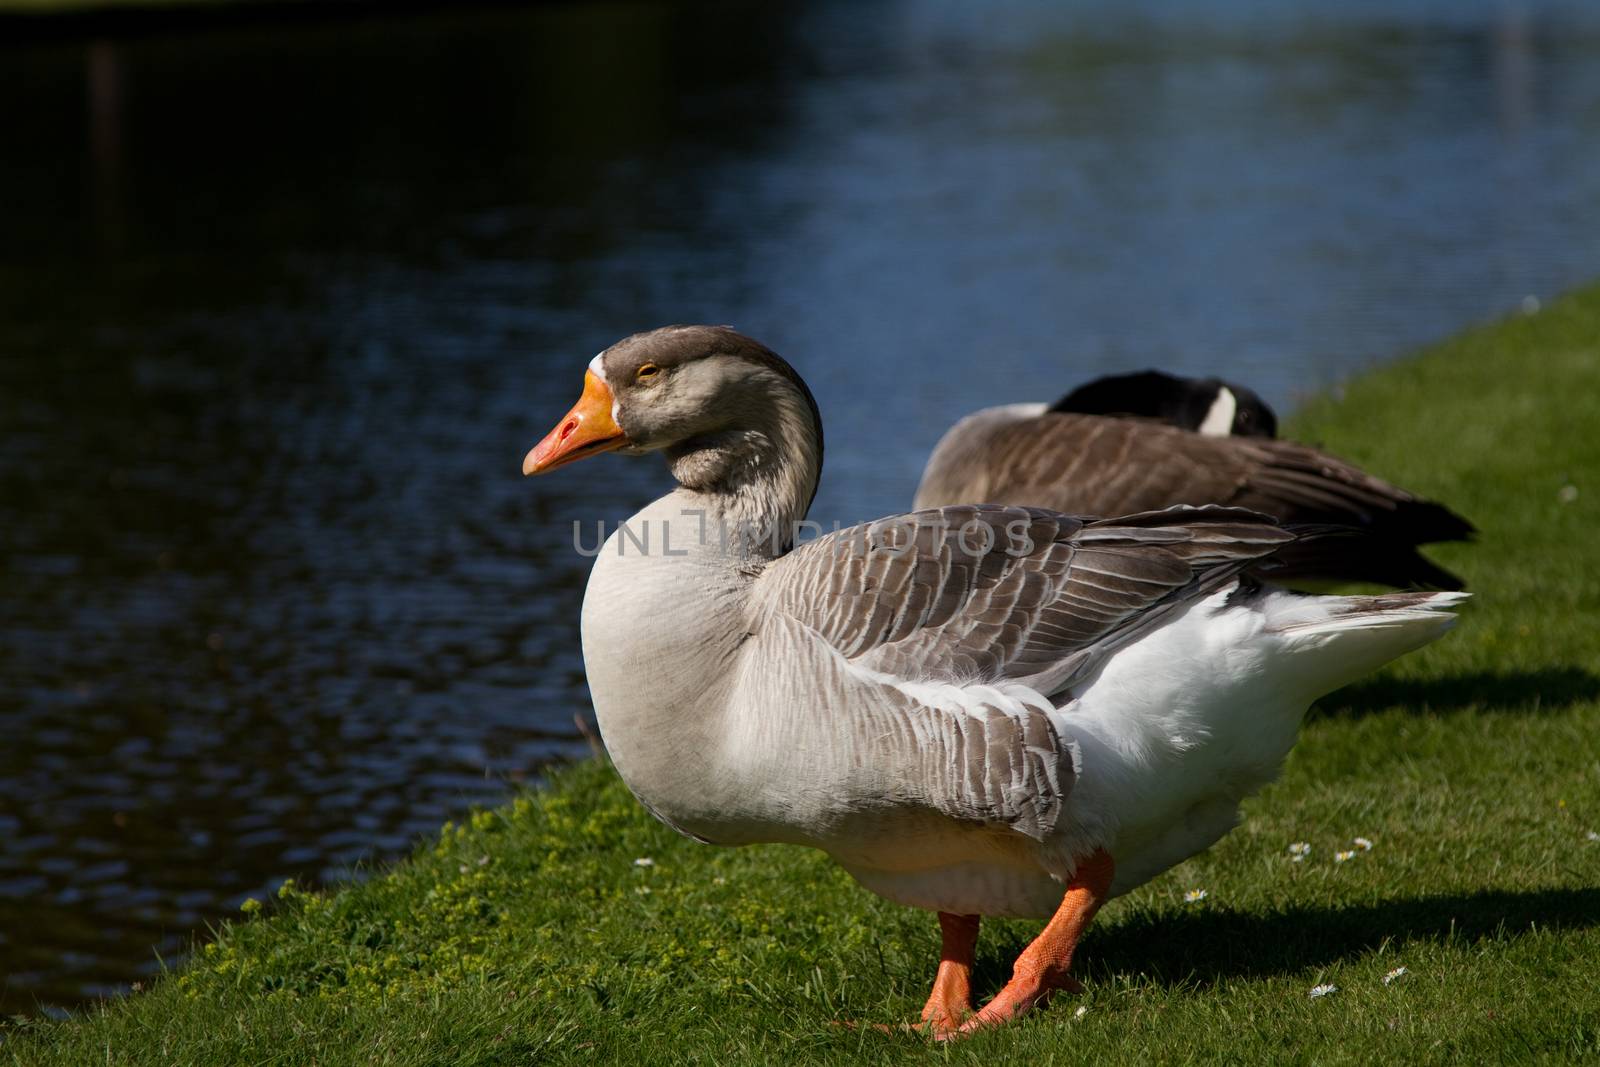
[[749, 504, 1292, 840], [754, 503, 1293, 695]]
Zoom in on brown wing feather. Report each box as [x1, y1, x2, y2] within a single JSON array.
[[751, 503, 1295, 841], [755, 503, 1294, 694]]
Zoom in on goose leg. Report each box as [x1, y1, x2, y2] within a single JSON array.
[[919, 912, 980, 1036], [946, 849, 1114, 1039]]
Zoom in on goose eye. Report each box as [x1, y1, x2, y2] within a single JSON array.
[[636, 363, 661, 381]]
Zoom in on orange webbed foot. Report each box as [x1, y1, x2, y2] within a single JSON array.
[[940, 970, 1082, 1039], [913, 911, 979, 1036], [937, 849, 1113, 1041]]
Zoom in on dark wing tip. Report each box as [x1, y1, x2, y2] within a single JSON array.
[[1265, 533, 1468, 589], [1390, 498, 1477, 544]]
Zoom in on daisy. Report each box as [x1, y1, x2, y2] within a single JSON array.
[[1353, 837, 1373, 851], [1382, 967, 1408, 985], [1184, 888, 1208, 903], [1309, 983, 1337, 998], [634, 857, 655, 867], [1074, 1005, 1089, 1019], [1334, 850, 1356, 863], [1585, 831, 1599, 843], [1287, 841, 1312, 861]]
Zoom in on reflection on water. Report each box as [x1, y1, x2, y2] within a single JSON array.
[[2, 0, 1598, 1015]]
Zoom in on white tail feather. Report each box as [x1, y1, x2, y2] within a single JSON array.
[[1266, 590, 1469, 700]]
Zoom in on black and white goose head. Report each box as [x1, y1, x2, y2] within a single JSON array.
[[1049, 370, 1278, 438], [522, 325, 825, 512]]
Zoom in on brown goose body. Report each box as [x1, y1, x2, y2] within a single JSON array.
[[913, 404, 1474, 589]]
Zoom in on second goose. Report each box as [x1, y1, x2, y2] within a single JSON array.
[[914, 384, 1474, 589]]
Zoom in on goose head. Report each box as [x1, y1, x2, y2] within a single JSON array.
[[1048, 370, 1278, 438], [523, 325, 824, 510], [1192, 378, 1276, 438]]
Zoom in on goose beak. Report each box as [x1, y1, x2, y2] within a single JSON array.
[[523, 370, 627, 475]]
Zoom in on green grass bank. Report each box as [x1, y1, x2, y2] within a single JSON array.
[[8, 288, 1600, 1064]]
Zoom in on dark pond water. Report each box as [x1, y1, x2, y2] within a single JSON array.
[[3, 0, 1599, 1015]]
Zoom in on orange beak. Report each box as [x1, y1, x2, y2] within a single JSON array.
[[522, 370, 628, 475]]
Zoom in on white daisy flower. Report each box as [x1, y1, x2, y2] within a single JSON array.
[[1288, 841, 1312, 858], [1074, 1005, 1089, 1019], [1585, 830, 1600, 843], [1184, 888, 1208, 903], [633, 857, 655, 867], [1309, 983, 1338, 998], [634, 886, 652, 896], [1353, 837, 1374, 851], [1335, 850, 1356, 863], [1383, 967, 1408, 985]]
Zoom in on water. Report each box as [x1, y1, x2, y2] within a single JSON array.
[[2, 0, 1598, 1015]]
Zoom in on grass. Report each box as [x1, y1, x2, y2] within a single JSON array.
[[8, 286, 1600, 1064]]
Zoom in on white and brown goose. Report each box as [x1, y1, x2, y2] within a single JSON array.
[[915, 379, 1474, 589], [524, 326, 1467, 1038]]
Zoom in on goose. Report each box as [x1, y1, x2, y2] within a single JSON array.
[[523, 325, 1468, 1038], [914, 394, 1474, 590], [1051, 369, 1278, 438]]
